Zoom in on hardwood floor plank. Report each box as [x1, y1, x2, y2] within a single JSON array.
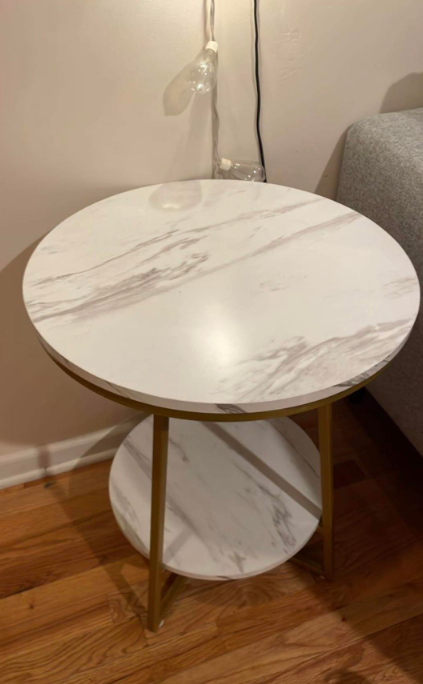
[[101, 625, 225, 684], [333, 477, 392, 519], [376, 467, 423, 538], [150, 578, 423, 684], [0, 510, 132, 598], [1, 619, 223, 684], [0, 555, 148, 658], [0, 460, 112, 518], [1, 618, 147, 684], [304, 477, 423, 607], [311, 495, 417, 580], [218, 583, 331, 652], [321, 538, 423, 608], [0, 488, 114, 547], [333, 459, 366, 489], [142, 562, 316, 646], [257, 612, 423, 684]]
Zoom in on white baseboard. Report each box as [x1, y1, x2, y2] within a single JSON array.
[[0, 415, 145, 491]]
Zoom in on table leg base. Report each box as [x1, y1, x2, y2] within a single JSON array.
[[291, 551, 334, 580], [291, 522, 334, 580], [147, 572, 187, 632], [147, 545, 332, 633], [291, 552, 324, 577]]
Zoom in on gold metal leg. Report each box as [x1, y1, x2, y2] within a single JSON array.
[[148, 414, 170, 631], [292, 402, 334, 580], [147, 414, 187, 632], [319, 402, 334, 580]]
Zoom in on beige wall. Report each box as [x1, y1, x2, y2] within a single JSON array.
[[217, 0, 423, 197], [1, 0, 423, 459], [0, 0, 211, 458]]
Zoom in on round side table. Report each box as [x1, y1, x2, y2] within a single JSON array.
[[23, 180, 420, 632]]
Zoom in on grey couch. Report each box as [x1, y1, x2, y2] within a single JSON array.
[[337, 108, 423, 455]]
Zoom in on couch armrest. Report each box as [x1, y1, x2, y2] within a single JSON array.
[[338, 108, 423, 274]]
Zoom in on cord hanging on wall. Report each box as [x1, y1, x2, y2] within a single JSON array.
[[211, 0, 267, 182], [174, 0, 266, 183], [253, 0, 266, 177]]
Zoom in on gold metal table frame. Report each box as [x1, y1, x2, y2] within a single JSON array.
[[49, 353, 387, 633]]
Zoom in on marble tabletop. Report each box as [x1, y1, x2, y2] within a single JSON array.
[[23, 180, 420, 415]]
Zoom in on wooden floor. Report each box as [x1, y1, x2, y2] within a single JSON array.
[[1, 392, 423, 684]]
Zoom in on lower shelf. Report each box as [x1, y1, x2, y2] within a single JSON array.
[[109, 416, 322, 581]]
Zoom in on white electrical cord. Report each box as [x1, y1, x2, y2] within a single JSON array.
[[209, 0, 216, 40], [209, 0, 221, 177], [211, 87, 220, 176]]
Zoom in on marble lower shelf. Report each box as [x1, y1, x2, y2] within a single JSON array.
[[109, 416, 322, 581]]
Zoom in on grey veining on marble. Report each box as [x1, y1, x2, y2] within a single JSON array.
[[23, 180, 420, 414], [109, 416, 321, 580]]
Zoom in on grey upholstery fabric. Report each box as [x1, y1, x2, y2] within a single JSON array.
[[338, 108, 423, 455]]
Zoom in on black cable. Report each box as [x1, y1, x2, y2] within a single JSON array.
[[253, 0, 267, 180]]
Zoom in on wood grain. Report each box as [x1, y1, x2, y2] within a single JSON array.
[[0, 460, 112, 518], [0, 488, 112, 546], [142, 562, 316, 646], [258, 612, 423, 684], [0, 393, 422, 684], [0, 554, 148, 660], [154, 579, 423, 684], [0, 511, 132, 598]]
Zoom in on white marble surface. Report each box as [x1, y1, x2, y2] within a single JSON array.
[[23, 180, 420, 414], [109, 415, 321, 580]]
